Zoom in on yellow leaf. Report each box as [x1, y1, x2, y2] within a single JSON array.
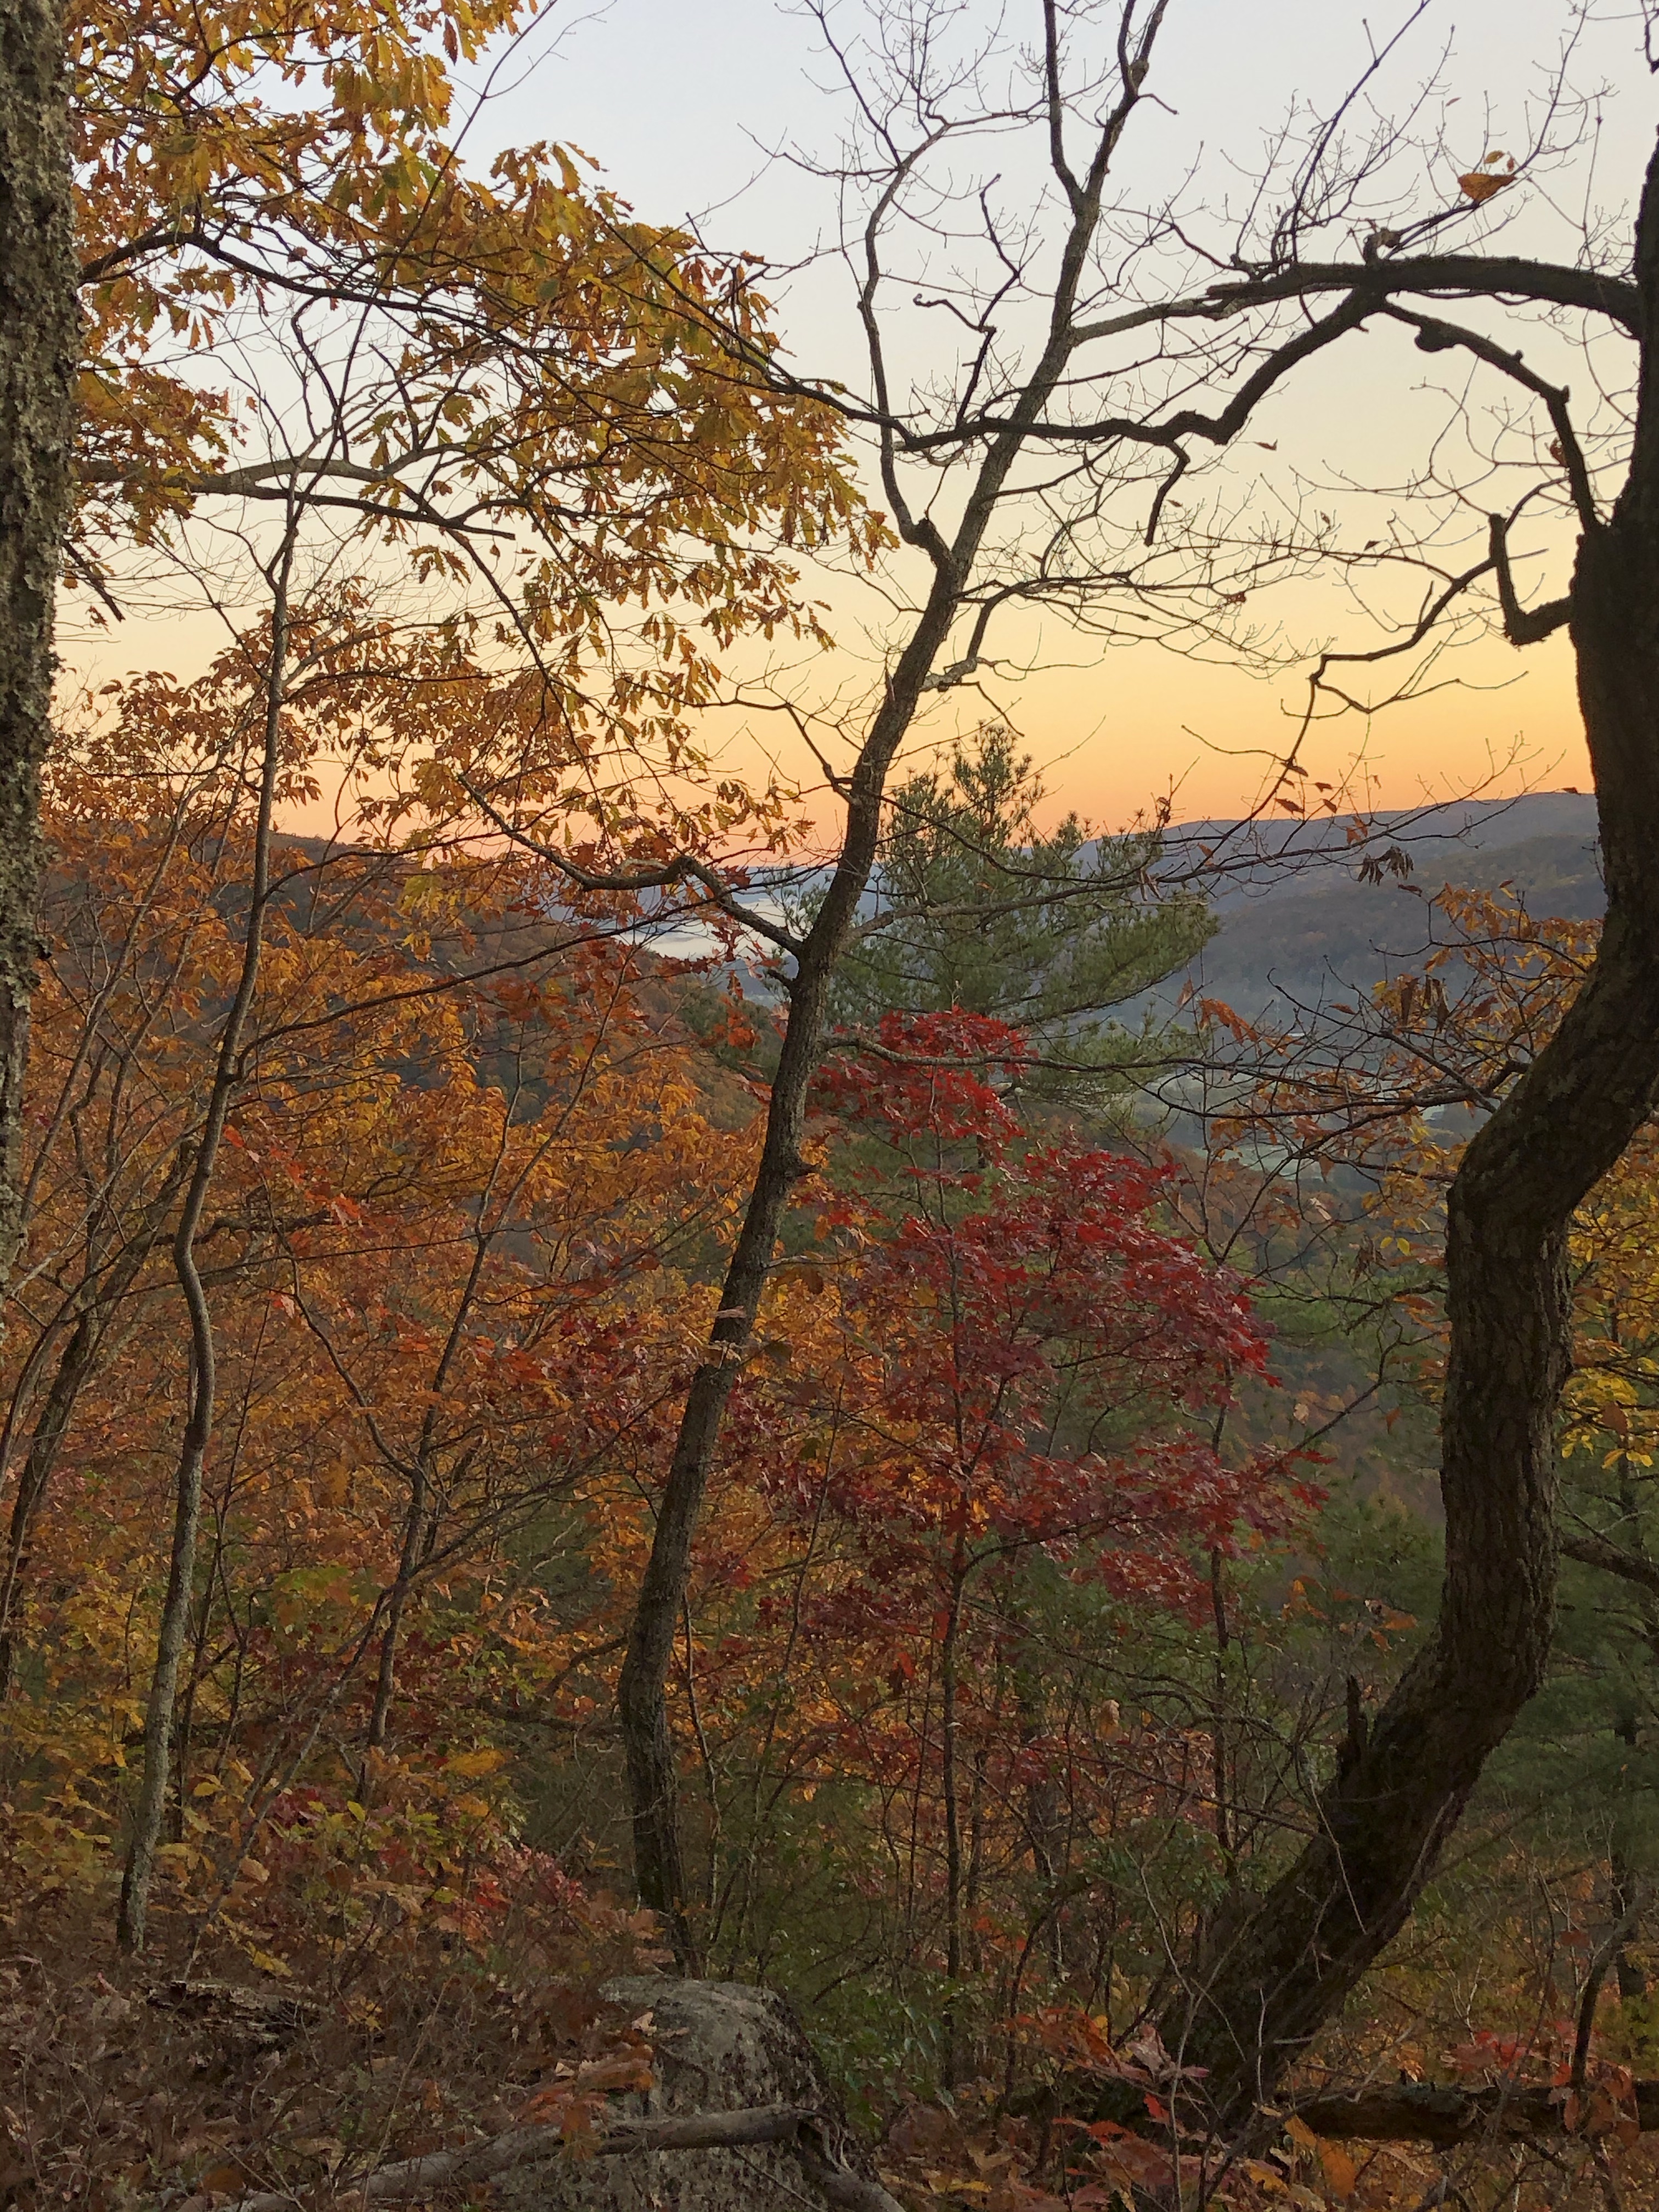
[[314, 1461, 351, 1508], [445, 1747, 507, 1778]]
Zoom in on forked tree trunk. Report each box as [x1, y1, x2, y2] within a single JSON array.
[[1165, 140, 1659, 2130], [0, 1152, 188, 1691], [0, 0, 76, 1287], [613, 9, 1178, 1959]]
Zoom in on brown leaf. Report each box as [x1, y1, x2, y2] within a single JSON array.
[[1459, 168, 1514, 203]]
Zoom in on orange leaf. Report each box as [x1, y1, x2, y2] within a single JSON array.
[[1316, 2137, 1359, 2199]]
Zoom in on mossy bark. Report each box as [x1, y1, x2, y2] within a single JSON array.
[[0, 0, 75, 1286]]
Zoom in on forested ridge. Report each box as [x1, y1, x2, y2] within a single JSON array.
[[3, 0, 1659, 2207]]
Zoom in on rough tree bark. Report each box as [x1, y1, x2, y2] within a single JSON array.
[[1164, 136, 1659, 2131], [0, 0, 76, 1288]]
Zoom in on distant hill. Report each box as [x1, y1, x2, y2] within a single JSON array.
[[253, 795, 1605, 1034], [1147, 793, 1601, 1023]]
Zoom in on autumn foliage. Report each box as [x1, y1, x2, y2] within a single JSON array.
[[7, 674, 1650, 2209], [11, 0, 1659, 2205], [0, 644, 1302, 2204]]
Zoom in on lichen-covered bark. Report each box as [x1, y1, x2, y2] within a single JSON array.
[[496, 1978, 883, 2211], [1164, 136, 1659, 2132], [0, 0, 76, 1286]]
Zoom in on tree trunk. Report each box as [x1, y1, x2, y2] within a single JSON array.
[[366, 1453, 427, 1752], [1, 1305, 109, 1694], [118, 546, 292, 1950], [612, 9, 1177, 1950], [940, 1558, 966, 2087], [0, 1163, 187, 1694], [1611, 1831, 1647, 2005], [0, 0, 76, 1288], [1163, 139, 1659, 2130], [615, 574, 963, 1966]]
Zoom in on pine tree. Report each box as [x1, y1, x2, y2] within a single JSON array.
[[822, 724, 1212, 1099]]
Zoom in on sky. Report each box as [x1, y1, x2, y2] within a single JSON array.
[[429, 0, 1638, 826], [67, 0, 1651, 835]]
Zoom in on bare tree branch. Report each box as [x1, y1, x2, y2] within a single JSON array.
[[1560, 1527, 1659, 1599], [460, 778, 806, 960]]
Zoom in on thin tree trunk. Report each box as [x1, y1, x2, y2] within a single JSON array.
[[1611, 1475, 1651, 2005], [366, 1455, 426, 1752], [0, 1301, 97, 1695], [941, 1566, 964, 1986], [118, 538, 294, 1950], [1209, 1546, 1232, 1871], [614, 6, 1176, 1956], [0, 0, 77, 1288], [365, 1205, 496, 1753], [939, 1559, 966, 2087], [616, 582, 960, 1965], [1163, 140, 1659, 2128], [966, 1746, 985, 1972], [1011, 1650, 1075, 1982], [0, 1161, 187, 1694], [1611, 1803, 1647, 2004]]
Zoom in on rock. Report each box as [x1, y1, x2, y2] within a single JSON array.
[[148, 1978, 318, 2052], [501, 1977, 881, 2211]]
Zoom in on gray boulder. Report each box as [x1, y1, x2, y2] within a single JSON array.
[[501, 1977, 887, 2211]]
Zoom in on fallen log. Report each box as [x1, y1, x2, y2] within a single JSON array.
[[221, 2104, 906, 2212], [1290, 2079, 1659, 2146]]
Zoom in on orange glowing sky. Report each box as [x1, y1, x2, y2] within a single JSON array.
[[63, 0, 1632, 837]]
